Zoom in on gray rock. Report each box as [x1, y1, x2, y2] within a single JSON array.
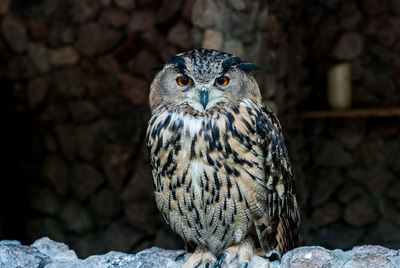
[[32, 237, 78, 261], [1, 237, 400, 267]]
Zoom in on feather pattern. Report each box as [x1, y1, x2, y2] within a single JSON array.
[[146, 98, 299, 255]]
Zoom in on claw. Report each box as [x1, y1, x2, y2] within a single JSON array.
[[267, 250, 281, 262], [205, 262, 210, 268], [175, 252, 187, 262], [243, 262, 249, 268], [213, 252, 227, 268]]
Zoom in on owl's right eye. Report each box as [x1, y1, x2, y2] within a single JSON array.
[[176, 76, 192, 87]]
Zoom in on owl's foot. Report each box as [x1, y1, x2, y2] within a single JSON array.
[[266, 250, 282, 262], [215, 241, 253, 268], [181, 246, 216, 268]]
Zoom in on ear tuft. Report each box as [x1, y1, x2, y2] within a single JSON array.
[[237, 63, 262, 71]]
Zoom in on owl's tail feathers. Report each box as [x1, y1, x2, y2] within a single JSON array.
[[275, 214, 299, 255]]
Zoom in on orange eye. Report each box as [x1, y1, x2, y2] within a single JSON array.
[[216, 76, 230, 86], [176, 76, 192, 86]]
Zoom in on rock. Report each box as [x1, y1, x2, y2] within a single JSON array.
[[354, 139, 385, 168], [27, 76, 49, 109], [99, 0, 112, 6], [229, 0, 247, 11], [311, 202, 341, 228], [312, 223, 364, 249], [311, 168, 346, 207], [223, 39, 245, 58], [167, 21, 193, 50], [69, 100, 101, 123], [114, 0, 135, 10], [51, 68, 86, 97], [28, 17, 48, 42], [363, 16, 400, 47], [379, 197, 400, 225], [7, 55, 37, 79], [49, 47, 79, 66], [28, 186, 60, 215], [280, 246, 334, 267], [202, 29, 223, 50], [256, 8, 269, 30], [387, 181, 400, 200], [330, 32, 364, 60], [153, 227, 183, 250], [75, 123, 102, 161], [86, 74, 118, 98], [118, 73, 149, 105], [55, 124, 77, 161], [328, 118, 367, 149], [99, 8, 130, 28], [102, 222, 144, 252], [2, 13, 29, 52], [344, 196, 377, 226], [71, 163, 104, 200], [362, 0, 388, 16], [1, 238, 400, 267], [389, 0, 400, 15], [128, 11, 156, 32], [156, 0, 182, 24], [192, 0, 217, 28], [60, 201, 92, 233], [101, 145, 134, 190], [70, 0, 100, 23], [337, 182, 364, 204], [31, 237, 78, 262], [349, 168, 393, 197], [343, 252, 395, 268], [313, 138, 354, 166], [338, 2, 362, 29], [76, 22, 122, 56], [89, 188, 121, 219], [125, 201, 158, 233], [28, 43, 51, 73], [0, 0, 10, 14], [0, 242, 50, 268], [122, 164, 154, 202], [128, 49, 160, 79], [41, 155, 69, 195]]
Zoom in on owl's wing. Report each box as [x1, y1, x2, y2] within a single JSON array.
[[254, 105, 300, 254]]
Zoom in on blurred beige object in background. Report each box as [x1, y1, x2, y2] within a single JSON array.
[[327, 63, 352, 109]]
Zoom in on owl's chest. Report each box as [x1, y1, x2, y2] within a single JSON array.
[[148, 110, 267, 252]]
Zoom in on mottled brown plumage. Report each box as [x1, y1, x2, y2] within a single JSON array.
[[146, 49, 299, 267]]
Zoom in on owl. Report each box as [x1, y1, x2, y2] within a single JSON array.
[[146, 49, 299, 267]]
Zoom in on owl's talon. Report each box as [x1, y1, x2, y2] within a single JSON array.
[[216, 252, 227, 267], [267, 250, 282, 262], [243, 261, 249, 268], [175, 252, 187, 261], [204, 262, 210, 268]]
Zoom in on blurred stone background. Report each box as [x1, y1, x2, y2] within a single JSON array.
[[1, 0, 399, 258]]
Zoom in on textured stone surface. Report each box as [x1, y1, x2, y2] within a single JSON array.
[[1, 238, 400, 268], [330, 32, 364, 60], [76, 22, 122, 56]]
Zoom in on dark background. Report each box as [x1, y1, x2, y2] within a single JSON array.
[[1, 0, 399, 258]]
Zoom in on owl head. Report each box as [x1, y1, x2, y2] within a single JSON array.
[[149, 49, 261, 113]]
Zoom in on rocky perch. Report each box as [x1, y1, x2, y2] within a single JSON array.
[[1, 237, 399, 267]]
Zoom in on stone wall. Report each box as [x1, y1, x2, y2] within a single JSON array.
[[1, 0, 400, 258], [1, 0, 194, 257]]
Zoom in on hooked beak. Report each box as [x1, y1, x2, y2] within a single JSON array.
[[200, 88, 208, 109]]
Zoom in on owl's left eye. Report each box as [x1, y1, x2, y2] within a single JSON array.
[[216, 76, 230, 86], [176, 76, 192, 87]]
